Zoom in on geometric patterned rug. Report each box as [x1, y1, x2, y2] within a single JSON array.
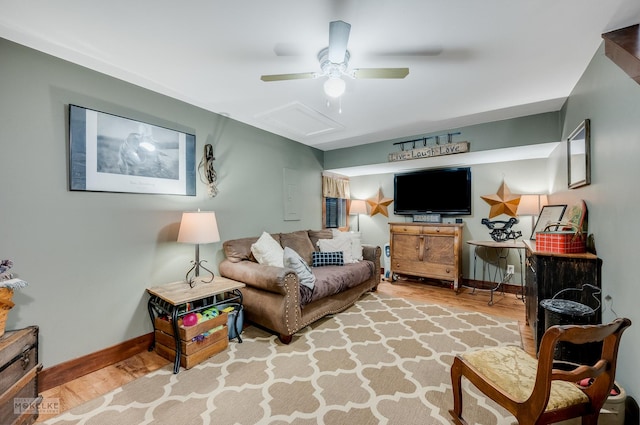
[[43, 292, 520, 425]]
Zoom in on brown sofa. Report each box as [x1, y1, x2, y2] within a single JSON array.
[[219, 229, 381, 343]]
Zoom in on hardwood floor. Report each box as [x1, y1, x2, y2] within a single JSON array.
[[36, 277, 533, 422]]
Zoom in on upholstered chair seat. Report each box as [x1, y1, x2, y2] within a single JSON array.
[[449, 318, 631, 425], [461, 346, 589, 410]]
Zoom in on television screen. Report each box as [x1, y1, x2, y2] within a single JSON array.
[[394, 167, 472, 215]]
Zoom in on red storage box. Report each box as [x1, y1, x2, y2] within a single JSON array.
[[536, 230, 586, 254]]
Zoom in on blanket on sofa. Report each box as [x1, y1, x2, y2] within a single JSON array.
[[300, 260, 376, 306]]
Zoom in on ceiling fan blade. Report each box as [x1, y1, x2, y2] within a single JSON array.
[[328, 20, 351, 63], [368, 47, 444, 57], [260, 72, 317, 82], [352, 68, 410, 79]]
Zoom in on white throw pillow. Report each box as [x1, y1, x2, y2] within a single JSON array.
[[283, 247, 316, 289], [317, 236, 353, 263], [330, 230, 363, 262], [251, 231, 284, 267]]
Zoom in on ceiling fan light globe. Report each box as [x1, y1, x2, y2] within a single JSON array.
[[324, 77, 346, 98]]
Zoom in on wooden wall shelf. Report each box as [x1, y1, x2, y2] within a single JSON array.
[[603, 24, 640, 84]]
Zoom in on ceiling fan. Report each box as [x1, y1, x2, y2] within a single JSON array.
[[260, 20, 410, 98]]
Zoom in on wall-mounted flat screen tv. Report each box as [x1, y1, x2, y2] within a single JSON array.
[[394, 167, 472, 215]]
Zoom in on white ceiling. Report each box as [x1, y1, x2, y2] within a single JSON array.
[[1, 1, 639, 152]]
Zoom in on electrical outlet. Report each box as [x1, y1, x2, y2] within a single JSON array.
[[506, 264, 515, 274]]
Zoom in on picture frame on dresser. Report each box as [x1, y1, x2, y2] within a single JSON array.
[[530, 204, 567, 240], [68, 104, 196, 196]]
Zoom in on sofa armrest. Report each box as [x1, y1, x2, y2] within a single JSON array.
[[219, 259, 298, 296], [362, 244, 381, 263]]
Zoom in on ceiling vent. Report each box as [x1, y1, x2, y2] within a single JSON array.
[[256, 102, 344, 138]]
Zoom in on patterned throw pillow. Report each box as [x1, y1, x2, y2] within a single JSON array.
[[312, 251, 344, 267]]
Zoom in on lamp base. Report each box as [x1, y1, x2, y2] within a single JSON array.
[[185, 260, 214, 288]]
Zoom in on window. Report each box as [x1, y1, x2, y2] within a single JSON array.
[[321, 172, 350, 231], [324, 197, 347, 228]]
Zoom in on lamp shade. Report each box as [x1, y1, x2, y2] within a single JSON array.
[[177, 211, 220, 244], [517, 194, 549, 216], [349, 199, 368, 215]]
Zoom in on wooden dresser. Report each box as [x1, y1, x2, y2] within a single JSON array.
[[389, 222, 464, 289], [0, 326, 41, 425]]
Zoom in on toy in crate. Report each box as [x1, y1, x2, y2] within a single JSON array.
[[536, 222, 586, 254]]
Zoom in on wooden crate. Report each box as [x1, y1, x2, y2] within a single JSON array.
[[0, 326, 41, 425], [154, 313, 228, 369], [154, 312, 227, 341], [155, 325, 228, 356], [155, 337, 228, 369]]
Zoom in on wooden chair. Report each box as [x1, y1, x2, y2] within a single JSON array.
[[449, 317, 631, 425]]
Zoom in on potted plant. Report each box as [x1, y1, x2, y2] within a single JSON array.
[[0, 259, 28, 337]]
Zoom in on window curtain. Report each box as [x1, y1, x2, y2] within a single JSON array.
[[322, 173, 350, 199]]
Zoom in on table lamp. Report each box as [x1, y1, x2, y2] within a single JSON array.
[[349, 199, 368, 232], [517, 194, 548, 236], [177, 210, 220, 285]]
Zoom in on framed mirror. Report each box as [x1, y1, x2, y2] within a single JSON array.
[[567, 119, 591, 189]]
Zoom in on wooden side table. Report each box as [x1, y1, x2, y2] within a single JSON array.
[[466, 240, 526, 305], [147, 276, 245, 373]]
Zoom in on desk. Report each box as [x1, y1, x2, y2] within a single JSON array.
[[466, 240, 526, 305], [147, 276, 245, 373]]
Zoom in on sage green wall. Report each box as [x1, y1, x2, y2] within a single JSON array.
[[0, 38, 323, 368], [547, 43, 640, 400], [324, 112, 561, 170]]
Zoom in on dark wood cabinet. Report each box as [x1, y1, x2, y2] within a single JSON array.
[[524, 241, 602, 359], [389, 223, 464, 289]]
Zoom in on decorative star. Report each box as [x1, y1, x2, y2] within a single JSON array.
[[366, 188, 393, 217], [481, 181, 521, 218]]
